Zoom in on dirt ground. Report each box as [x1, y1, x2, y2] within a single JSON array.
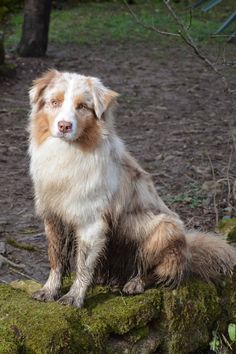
[[0, 40, 236, 284]]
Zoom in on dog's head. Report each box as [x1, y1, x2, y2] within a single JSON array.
[[29, 70, 118, 149]]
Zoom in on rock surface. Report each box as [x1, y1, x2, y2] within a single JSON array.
[[0, 273, 236, 354]]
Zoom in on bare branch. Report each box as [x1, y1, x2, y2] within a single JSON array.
[[207, 153, 219, 226], [226, 146, 233, 214], [123, 0, 180, 37], [0, 255, 26, 269], [163, 0, 233, 93], [124, 0, 236, 94]]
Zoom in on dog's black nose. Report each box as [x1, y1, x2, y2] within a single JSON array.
[[58, 121, 72, 133]]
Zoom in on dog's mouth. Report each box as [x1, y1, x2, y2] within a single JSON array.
[[55, 130, 78, 141]]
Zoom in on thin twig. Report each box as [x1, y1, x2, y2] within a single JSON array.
[[221, 333, 233, 351], [123, 0, 180, 37], [216, 177, 234, 184], [163, 0, 233, 93], [125, 0, 236, 94], [226, 147, 233, 214], [9, 267, 35, 280], [0, 255, 26, 269], [207, 153, 219, 225]]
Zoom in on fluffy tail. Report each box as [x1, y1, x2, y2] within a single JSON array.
[[186, 231, 236, 281], [142, 215, 236, 288]]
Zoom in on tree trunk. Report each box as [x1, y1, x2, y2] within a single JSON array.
[[17, 0, 52, 57], [0, 32, 5, 65]]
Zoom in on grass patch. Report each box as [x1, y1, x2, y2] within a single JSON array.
[[3, 0, 236, 49], [19, 227, 40, 235], [6, 238, 38, 252]]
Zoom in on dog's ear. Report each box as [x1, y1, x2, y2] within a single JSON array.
[[90, 78, 119, 119], [29, 69, 59, 107]]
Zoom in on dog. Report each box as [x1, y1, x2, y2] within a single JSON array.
[[29, 70, 236, 308]]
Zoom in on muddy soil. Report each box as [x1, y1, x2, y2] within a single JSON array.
[[0, 40, 236, 284]]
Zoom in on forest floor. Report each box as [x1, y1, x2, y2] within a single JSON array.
[[0, 34, 236, 284]]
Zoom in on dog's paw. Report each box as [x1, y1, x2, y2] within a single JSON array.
[[122, 278, 145, 295], [57, 294, 83, 308], [32, 288, 57, 302]]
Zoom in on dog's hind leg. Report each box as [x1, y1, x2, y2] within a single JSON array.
[[122, 214, 189, 293], [122, 214, 189, 294], [141, 214, 189, 288], [122, 276, 145, 294]]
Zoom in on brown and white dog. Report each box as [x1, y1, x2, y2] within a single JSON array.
[[29, 70, 236, 307]]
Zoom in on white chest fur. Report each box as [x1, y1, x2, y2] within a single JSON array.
[[29, 137, 120, 225]]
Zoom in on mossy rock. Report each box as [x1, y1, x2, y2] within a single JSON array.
[[10, 279, 42, 295], [161, 280, 221, 354], [0, 283, 162, 354], [1, 275, 236, 354], [217, 218, 236, 244], [222, 267, 236, 323]]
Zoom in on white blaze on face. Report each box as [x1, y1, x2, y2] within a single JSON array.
[[45, 74, 89, 141], [52, 79, 78, 141], [52, 75, 74, 140]]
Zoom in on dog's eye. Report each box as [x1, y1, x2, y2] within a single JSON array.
[[77, 103, 87, 110], [51, 99, 61, 108]]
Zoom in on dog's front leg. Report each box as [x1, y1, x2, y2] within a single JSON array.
[[32, 219, 63, 302], [58, 219, 107, 308]]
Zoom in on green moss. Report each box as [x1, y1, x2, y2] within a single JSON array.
[[217, 218, 236, 244], [0, 283, 162, 353], [85, 288, 162, 335], [19, 227, 40, 235], [61, 273, 76, 294], [10, 280, 42, 295], [128, 326, 149, 344], [0, 285, 89, 353], [0, 325, 22, 354], [222, 267, 236, 323], [228, 228, 236, 244], [0, 62, 16, 77]]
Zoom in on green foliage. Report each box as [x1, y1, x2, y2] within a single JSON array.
[[0, 0, 22, 23], [228, 323, 236, 343], [209, 330, 220, 352], [166, 183, 203, 209], [209, 323, 236, 352], [4, 1, 236, 48]]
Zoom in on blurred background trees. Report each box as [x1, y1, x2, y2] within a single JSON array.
[[0, 0, 235, 69]]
